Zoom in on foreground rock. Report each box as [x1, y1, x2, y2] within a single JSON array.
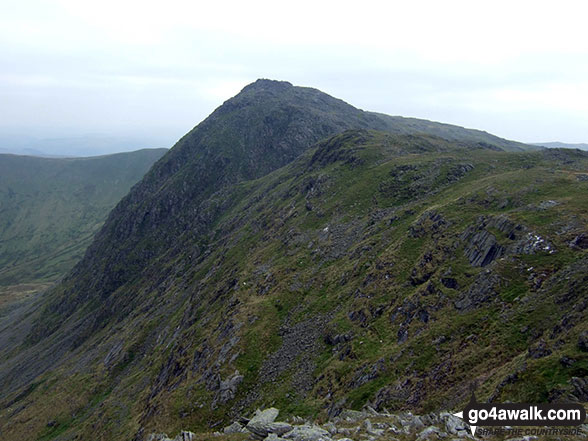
[[282, 425, 331, 441], [245, 408, 294, 439], [150, 406, 476, 441], [146, 431, 196, 441], [149, 406, 588, 441]]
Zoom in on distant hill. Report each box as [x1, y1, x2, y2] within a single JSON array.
[[533, 141, 588, 150], [0, 149, 166, 288], [0, 134, 170, 157]]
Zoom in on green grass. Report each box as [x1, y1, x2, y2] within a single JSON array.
[[0, 149, 166, 287]]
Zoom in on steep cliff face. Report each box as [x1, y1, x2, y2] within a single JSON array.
[[2, 81, 585, 441]]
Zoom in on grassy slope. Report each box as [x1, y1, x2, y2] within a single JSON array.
[[1, 132, 586, 440], [0, 149, 166, 288]]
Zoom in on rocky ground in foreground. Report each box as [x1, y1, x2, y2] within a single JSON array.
[[148, 407, 588, 441]]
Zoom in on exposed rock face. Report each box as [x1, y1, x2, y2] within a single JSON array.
[[461, 227, 504, 267], [454, 270, 501, 311], [213, 370, 244, 407], [309, 130, 368, 168], [409, 211, 449, 239], [222, 422, 245, 434], [461, 215, 555, 268]]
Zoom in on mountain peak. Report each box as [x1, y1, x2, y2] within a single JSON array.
[[241, 78, 293, 93]]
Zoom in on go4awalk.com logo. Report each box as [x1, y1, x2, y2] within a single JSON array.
[[452, 392, 586, 436]]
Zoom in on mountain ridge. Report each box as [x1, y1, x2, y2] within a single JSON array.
[[1, 80, 585, 441], [39, 79, 534, 342], [533, 141, 588, 151]]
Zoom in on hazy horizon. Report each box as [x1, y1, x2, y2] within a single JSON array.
[[2, 1, 588, 156]]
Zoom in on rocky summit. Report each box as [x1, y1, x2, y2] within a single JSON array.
[[0, 80, 587, 440]]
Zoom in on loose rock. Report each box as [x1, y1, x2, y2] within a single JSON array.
[[282, 424, 332, 441]]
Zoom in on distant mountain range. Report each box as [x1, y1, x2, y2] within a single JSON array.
[[0, 135, 170, 157], [533, 141, 588, 151], [0, 80, 586, 441]]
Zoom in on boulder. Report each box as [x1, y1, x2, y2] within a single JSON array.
[[282, 424, 332, 441], [248, 422, 293, 439], [416, 426, 446, 440], [339, 409, 365, 422], [323, 422, 337, 435], [249, 408, 280, 425], [146, 435, 171, 441], [264, 434, 287, 441], [173, 431, 196, 441], [364, 419, 384, 436], [409, 415, 426, 432], [336, 426, 360, 436], [223, 422, 245, 434], [246, 409, 292, 439], [439, 412, 468, 437]]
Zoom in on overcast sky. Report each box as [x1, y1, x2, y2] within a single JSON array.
[[1, 0, 587, 154]]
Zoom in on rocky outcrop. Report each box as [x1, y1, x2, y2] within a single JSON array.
[[161, 406, 475, 441], [461, 215, 555, 268], [454, 270, 501, 311], [283, 425, 332, 441], [461, 227, 504, 267], [244, 408, 293, 439], [212, 370, 244, 407], [409, 211, 449, 239]]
